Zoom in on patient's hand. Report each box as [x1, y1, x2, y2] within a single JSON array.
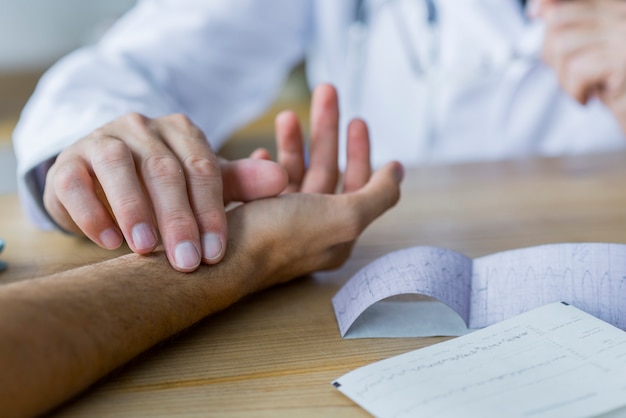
[[228, 159, 403, 294], [232, 83, 404, 291]]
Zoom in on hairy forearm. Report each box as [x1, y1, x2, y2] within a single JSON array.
[[0, 247, 257, 418], [0, 163, 402, 417]]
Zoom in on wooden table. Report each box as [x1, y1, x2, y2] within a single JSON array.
[[2, 152, 626, 417]]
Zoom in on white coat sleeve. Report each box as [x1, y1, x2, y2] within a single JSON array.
[[12, 0, 312, 229]]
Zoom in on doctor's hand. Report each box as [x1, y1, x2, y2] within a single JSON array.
[[43, 113, 288, 272], [534, 0, 626, 132]]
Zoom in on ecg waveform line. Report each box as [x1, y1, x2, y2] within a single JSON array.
[[399, 355, 570, 410], [335, 262, 470, 314], [354, 331, 532, 399], [471, 243, 626, 330]]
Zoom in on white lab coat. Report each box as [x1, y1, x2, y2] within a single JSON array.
[[12, 0, 626, 229]]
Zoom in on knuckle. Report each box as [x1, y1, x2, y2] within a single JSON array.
[[111, 193, 143, 219], [143, 154, 183, 180], [49, 164, 97, 220], [92, 139, 133, 170], [121, 112, 149, 129], [168, 113, 193, 126], [183, 154, 220, 179], [89, 126, 110, 141], [52, 161, 88, 196], [120, 113, 160, 142], [194, 207, 224, 230], [164, 113, 194, 130], [160, 209, 196, 234], [163, 113, 207, 141]]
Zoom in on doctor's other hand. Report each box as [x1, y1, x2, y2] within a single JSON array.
[[535, 0, 626, 132], [43, 113, 288, 272]]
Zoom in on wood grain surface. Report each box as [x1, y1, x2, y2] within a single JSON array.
[[2, 151, 626, 417]]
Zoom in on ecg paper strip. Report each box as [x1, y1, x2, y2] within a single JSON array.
[[471, 243, 626, 328], [332, 243, 626, 338], [332, 246, 473, 337], [333, 302, 626, 418]]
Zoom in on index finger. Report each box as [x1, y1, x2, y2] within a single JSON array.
[[154, 115, 226, 266]]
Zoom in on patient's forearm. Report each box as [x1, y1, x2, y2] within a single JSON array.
[[0, 161, 402, 418], [0, 249, 255, 418]]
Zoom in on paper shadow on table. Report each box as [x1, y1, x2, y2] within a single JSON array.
[[342, 295, 472, 339]]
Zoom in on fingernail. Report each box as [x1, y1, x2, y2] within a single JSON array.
[[100, 228, 122, 249], [174, 241, 201, 270], [132, 223, 157, 251], [394, 163, 405, 183], [202, 233, 224, 261]]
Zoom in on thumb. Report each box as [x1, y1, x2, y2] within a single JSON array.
[[349, 161, 404, 227], [221, 159, 288, 204]]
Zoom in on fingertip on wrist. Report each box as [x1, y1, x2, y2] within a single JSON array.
[[99, 228, 123, 250], [202, 232, 225, 263], [173, 240, 202, 272], [131, 223, 158, 252]]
